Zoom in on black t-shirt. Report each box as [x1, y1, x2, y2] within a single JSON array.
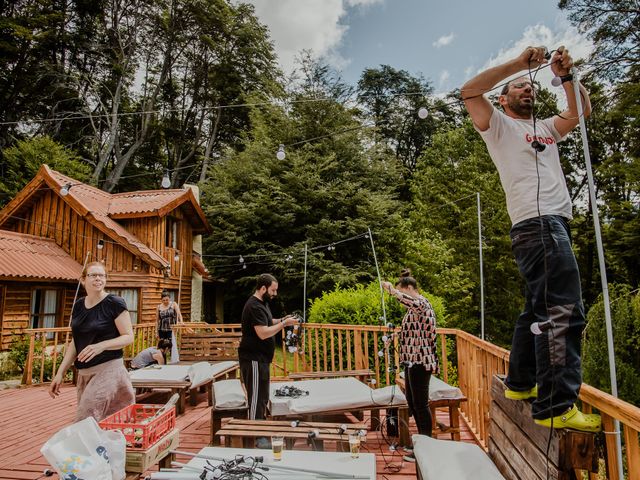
[[238, 295, 274, 363], [71, 294, 128, 369]]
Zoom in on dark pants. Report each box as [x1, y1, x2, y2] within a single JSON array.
[[240, 360, 270, 420], [158, 329, 172, 341], [506, 215, 585, 419], [404, 363, 432, 436]]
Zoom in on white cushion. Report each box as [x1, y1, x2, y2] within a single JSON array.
[[213, 379, 247, 409], [188, 361, 212, 389], [412, 434, 505, 480], [429, 376, 465, 400]]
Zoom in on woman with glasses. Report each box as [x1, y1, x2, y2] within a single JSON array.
[[49, 261, 135, 421]]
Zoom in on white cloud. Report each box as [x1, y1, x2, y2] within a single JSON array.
[[439, 70, 451, 88], [433, 33, 455, 49], [243, 0, 383, 76], [479, 22, 593, 89]]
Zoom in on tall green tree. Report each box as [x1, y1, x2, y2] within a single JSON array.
[[559, 0, 640, 80], [200, 59, 404, 322]]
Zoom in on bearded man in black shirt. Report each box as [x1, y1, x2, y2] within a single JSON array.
[[239, 273, 299, 426]]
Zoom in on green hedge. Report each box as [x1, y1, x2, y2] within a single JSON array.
[[308, 281, 447, 327]]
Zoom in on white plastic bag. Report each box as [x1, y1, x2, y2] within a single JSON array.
[[41, 416, 126, 480]]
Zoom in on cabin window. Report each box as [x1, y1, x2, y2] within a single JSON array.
[[106, 288, 139, 324], [30, 289, 60, 331], [165, 217, 180, 249]]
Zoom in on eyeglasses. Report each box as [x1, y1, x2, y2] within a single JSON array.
[[86, 273, 106, 279], [510, 82, 533, 89]]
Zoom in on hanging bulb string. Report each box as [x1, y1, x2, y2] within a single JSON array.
[[0, 56, 605, 130]]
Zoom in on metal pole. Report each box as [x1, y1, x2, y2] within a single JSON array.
[[571, 68, 623, 480], [477, 192, 485, 340], [367, 227, 387, 324], [303, 244, 308, 322]]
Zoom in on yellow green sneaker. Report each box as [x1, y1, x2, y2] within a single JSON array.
[[534, 405, 602, 432], [504, 385, 538, 400]]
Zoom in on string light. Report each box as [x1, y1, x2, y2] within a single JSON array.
[[161, 170, 171, 189], [239, 255, 244, 264], [174, 253, 180, 262], [97, 239, 104, 249], [276, 144, 286, 160], [417, 107, 429, 119], [59, 183, 71, 196]]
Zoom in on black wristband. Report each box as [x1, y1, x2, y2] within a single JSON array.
[[560, 74, 573, 84]]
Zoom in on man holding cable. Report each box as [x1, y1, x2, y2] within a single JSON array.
[[461, 46, 600, 431], [239, 273, 300, 446]]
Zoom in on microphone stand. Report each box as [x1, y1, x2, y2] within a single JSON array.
[[147, 449, 371, 479]]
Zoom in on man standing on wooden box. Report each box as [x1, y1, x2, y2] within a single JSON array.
[[461, 46, 600, 432], [239, 273, 300, 446]]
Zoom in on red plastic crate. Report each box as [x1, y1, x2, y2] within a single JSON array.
[[99, 404, 176, 450]]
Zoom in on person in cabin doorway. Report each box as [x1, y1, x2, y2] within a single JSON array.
[[157, 290, 183, 341], [383, 269, 438, 462], [238, 273, 300, 448], [49, 261, 135, 421], [461, 45, 600, 432]]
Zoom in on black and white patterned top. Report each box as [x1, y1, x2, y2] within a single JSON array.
[[391, 288, 439, 373]]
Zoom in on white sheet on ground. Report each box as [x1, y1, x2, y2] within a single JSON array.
[[129, 361, 238, 389], [412, 434, 505, 480], [269, 377, 407, 416], [213, 379, 247, 409]]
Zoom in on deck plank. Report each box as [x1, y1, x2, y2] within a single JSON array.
[[0, 384, 477, 479]]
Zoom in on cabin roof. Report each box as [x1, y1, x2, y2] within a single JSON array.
[[0, 230, 82, 281], [0, 166, 212, 270]]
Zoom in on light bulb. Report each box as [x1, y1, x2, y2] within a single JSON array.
[[161, 170, 171, 189], [97, 239, 104, 250], [378, 350, 384, 357], [370, 378, 377, 385], [551, 76, 562, 87], [239, 255, 244, 263], [386, 322, 394, 329], [242, 264, 246, 269], [174, 253, 180, 262], [60, 184, 71, 196], [382, 335, 388, 343], [276, 144, 286, 160], [418, 107, 429, 119]]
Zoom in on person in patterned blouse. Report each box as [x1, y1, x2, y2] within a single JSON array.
[[382, 269, 439, 461]]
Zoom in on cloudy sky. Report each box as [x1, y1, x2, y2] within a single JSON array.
[[243, 0, 593, 93]]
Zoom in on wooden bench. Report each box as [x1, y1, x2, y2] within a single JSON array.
[[288, 369, 374, 384], [214, 419, 368, 451], [179, 332, 241, 362], [396, 376, 467, 441], [489, 375, 598, 480]]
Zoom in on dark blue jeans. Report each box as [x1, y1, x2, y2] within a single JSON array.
[[506, 215, 585, 419]]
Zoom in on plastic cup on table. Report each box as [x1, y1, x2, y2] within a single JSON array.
[[271, 435, 284, 461]]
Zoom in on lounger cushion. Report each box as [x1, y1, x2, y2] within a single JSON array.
[[412, 434, 505, 480], [213, 379, 247, 409]]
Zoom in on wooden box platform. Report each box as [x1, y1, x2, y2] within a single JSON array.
[[125, 429, 179, 473], [489, 375, 598, 480]]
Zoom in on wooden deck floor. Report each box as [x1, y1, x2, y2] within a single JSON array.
[[0, 384, 478, 479]]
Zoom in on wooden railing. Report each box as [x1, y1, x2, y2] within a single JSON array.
[[23, 323, 158, 385], [18, 322, 640, 479]]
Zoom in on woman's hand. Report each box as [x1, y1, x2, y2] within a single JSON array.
[[49, 373, 64, 398], [381, 281, 393, 292], [76, 342, 106, 363]]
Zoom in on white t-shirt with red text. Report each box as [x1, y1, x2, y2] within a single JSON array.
[[477, 107, 572, 226]]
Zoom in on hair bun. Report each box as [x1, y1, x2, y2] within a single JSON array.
[[400, 268, 412, 278]]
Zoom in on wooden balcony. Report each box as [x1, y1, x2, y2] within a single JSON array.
[[10, 322, 640, 479]]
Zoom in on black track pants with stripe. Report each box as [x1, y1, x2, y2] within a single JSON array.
[[240, 360, 270, 420]]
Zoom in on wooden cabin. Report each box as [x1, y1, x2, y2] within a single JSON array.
[[0, 165, 213, 350]]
